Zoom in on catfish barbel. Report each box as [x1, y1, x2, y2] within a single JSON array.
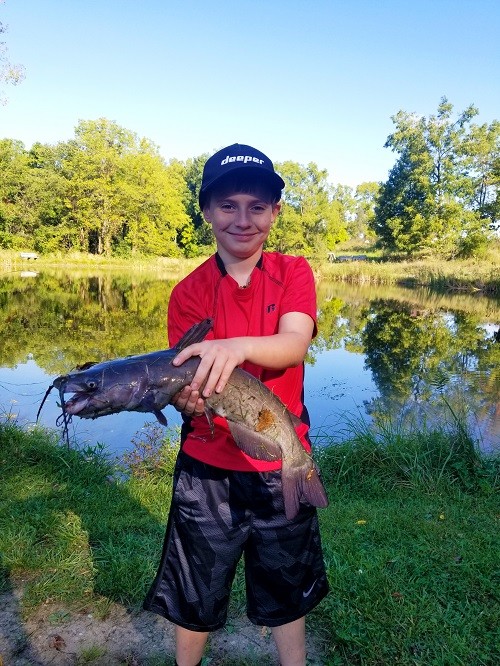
[[37, 318, 328, 520]]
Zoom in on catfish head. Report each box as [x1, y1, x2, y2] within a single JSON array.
[[36, 356, 151, 447], [55, 357, 152, 420], [37, 318, 214, 446]]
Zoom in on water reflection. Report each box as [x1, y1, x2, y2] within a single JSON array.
[[0, 270, 498, 453]]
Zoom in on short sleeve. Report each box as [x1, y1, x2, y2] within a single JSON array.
[[279, 256, 317, 336]]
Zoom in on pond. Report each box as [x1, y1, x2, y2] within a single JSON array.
[[0, 268, 499, 456]]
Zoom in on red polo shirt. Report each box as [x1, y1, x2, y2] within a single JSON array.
[[167, 252, 317, 472]]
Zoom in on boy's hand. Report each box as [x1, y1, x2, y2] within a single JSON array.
[[171, 385, 206, 417], [169, 312, 314, 417], [172, 339, 246, 399]]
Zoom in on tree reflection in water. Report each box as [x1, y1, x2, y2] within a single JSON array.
[[0, 271, 499, 452]]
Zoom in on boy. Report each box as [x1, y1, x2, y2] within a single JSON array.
[[143, 143, 329, 666]]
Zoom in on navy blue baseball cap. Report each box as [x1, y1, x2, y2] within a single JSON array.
[[198, 143, 285, 208]]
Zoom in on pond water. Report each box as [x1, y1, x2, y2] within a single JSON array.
[[0, 269, 498, 456]]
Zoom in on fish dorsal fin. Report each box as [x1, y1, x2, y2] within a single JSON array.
[[174, 319, 213, 351]]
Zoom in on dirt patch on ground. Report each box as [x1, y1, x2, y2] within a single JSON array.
[[0, 587, 325, 665]]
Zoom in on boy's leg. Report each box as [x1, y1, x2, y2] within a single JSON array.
[[175, 625, 208, 666], [271, 617, 306, 666]]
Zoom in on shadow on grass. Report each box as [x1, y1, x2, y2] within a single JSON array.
[[0, 566, 46, 665], [0, 423, 177, 663]]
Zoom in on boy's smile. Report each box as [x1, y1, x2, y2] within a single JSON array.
[[203, 192, 280, 262]]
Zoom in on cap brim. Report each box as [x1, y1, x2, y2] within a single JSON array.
[[199, 168, 285, 208]]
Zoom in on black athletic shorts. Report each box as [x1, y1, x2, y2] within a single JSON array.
[[143, 450, 329, 631]]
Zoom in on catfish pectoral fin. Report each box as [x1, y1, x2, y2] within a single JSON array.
[[203, 407, 216, 438], [154, 409, 168, 426], [227, 421, 281, 462], [281, 461, 329, 521]]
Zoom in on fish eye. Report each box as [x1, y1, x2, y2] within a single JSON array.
[[87, 381, 97, 390]]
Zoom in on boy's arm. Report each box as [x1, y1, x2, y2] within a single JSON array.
[[172, 311, 314, 416]]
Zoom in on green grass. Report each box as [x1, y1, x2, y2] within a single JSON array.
[[311, 420, 499, 664], [312, 253, 500, 295], [1, 418, 499, 665], [0, 423, 171, 612]]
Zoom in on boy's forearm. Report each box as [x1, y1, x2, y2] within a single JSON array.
[[171, 312, 315, 401], [238, 332, 311, 369], [170, 330, 311, 414]]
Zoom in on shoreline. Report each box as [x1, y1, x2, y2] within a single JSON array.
[[2, 250, 500, 295]]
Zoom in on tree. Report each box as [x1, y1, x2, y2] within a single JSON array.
[[268, 161, 348, 255], [117, 148, 191, 257], [373, 98, 497, 257], [180, 153, 215, 255], [0, 2, 25, 104], [28, 142, 74, 252], [0, 138, 29, 247], [60, 119, 140, 255], [373, 147, 434, 254], [464, 120, 500, 232], [57, 119, 191, 256], [352, 182, 379, 242]]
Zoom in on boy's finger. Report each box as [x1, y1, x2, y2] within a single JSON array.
[[190, 353, 217, 391], [172, 343, 201, 366], [200, 356, 226, 397], [172, 349, 189, 366], [181, 389, 201, 415], [215, 367, 234, 393]]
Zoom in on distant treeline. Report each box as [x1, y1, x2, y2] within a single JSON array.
[[1, 99, 498, 259]]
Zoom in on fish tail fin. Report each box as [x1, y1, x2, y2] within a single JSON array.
[[281, 460, 329, 521], [174, 319, 213, 351]]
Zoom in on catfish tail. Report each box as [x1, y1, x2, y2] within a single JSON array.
[[281, 460, 329, 521]]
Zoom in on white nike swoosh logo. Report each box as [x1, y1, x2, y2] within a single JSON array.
[[303, 580, 317, 598]]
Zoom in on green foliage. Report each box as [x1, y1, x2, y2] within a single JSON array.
[[374, 98, 499, 258], [1, 104, 498, 258], [179, 152, 217, 256], [268, 161, 349, 255], [0, 122, 356, 257], [351, 181, 379, 242], [0, 121, 194, 257]]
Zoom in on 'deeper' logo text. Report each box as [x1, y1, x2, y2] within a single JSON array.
[[221, 155, 265, 165]]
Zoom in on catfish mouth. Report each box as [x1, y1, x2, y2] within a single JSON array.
[[64, 393, 93, 415]]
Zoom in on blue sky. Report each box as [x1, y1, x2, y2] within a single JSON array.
[[1, 0, 499, 187]]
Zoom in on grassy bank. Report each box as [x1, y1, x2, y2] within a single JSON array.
[[1, 419, 498, 665], [312, 246, 500, 295], [2, 248, 500, 295], [0, 250, 207, 279]]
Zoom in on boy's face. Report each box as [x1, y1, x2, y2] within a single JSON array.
[[203, 191, 280, 262]]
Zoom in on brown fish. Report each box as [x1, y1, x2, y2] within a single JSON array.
[[38, 319, 328, 519]]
